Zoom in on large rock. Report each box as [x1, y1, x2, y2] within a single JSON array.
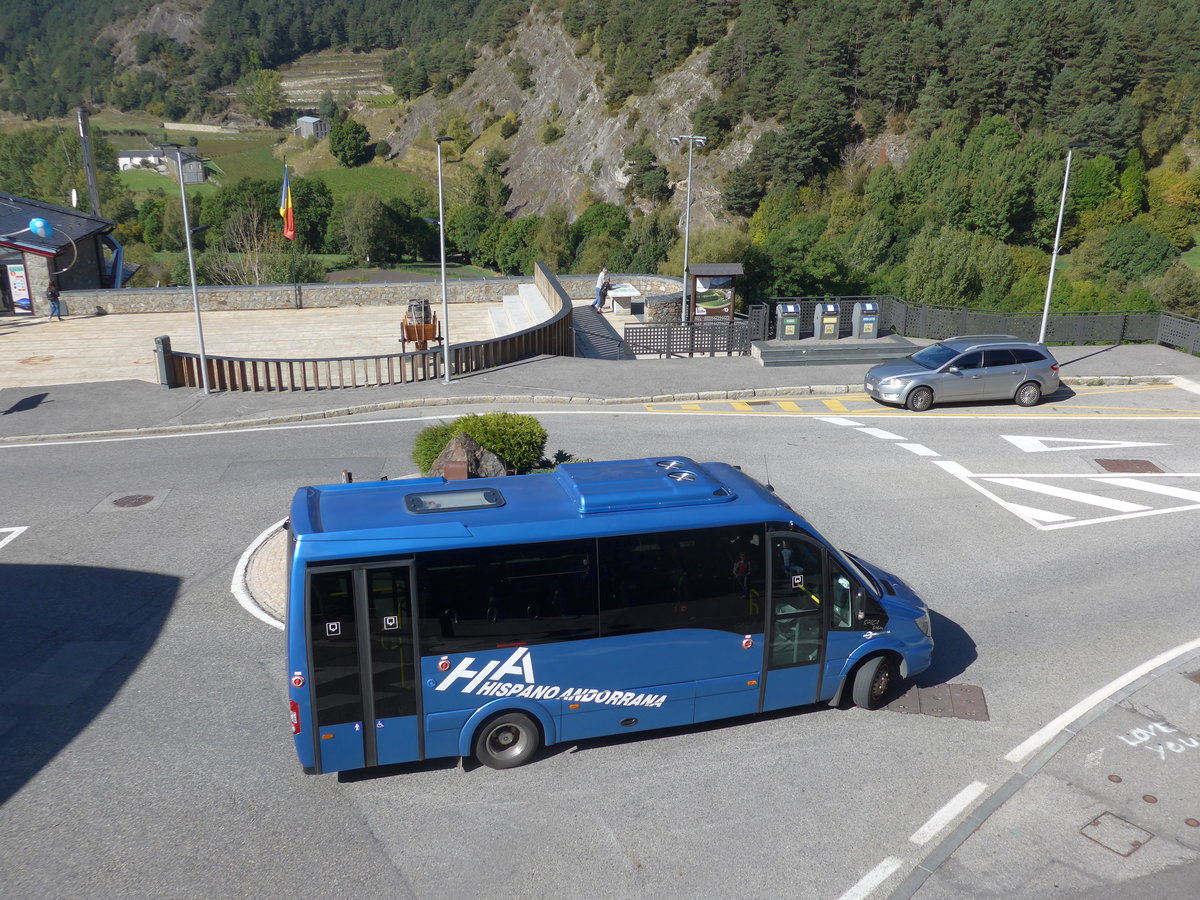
[[428, 433, 508, 479]]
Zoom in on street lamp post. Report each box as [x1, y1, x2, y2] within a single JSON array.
[[174, 149, 210, 394], [435, 136, 454, 385], [1039, 142, 1087, 344], [671, 134, 707, 323]]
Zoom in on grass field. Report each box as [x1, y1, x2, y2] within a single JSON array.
[[309, 164, 431, 204], [118, 169, 220, 197], [1181, 232, 1200, 272], [207, 140, 283, 182]]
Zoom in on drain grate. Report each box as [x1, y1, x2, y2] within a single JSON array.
[[887, 683, 989, 721], [1081, 812, 1154, 856], [1095, 458, 1163, 473]]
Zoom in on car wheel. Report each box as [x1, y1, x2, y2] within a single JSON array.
[[905, 386, 934, 412], [473, 712, 540, 769], [1015, 381, 1042, 407], [851, 655, 894, 710]]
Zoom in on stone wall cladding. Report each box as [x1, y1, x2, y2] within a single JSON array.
[[62, 273, 684, 316]]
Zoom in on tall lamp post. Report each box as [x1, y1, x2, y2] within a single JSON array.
[[174, 149, 211, 394], [670, 134, 707, 323], [1039, 142, 1087, 344], [435, 136, 454, 385]]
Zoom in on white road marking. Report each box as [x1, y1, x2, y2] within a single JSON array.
[[909, 781, 988, 845], [1098, 477, 1200, 502], [898, 443, 940, 457], [816, 417, 862, 426], [836, 857, 903, 900], [1002, 435, 1168, 453], [856, 427, 904, 440], [1003, 502, 1074, 524], [983, 477, 1151, 512], [0, 526, 28, 550], [1005, 636, 1200, 764], [231, 518, 287, 631]]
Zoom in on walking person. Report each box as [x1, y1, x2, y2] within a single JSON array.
[[593, 267, 609, 312], [45, 279, 64, 321]]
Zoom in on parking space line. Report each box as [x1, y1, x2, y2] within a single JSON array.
[[909, 780, 988, 846]]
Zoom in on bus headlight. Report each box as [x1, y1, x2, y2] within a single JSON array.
[[915, 611, 931, 636]]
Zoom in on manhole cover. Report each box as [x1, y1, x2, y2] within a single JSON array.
[[1095, 458, 1163, 473], [1080, 811, 1154, 856], [887, 683, 990, 721], [113, 494, 154, 508]]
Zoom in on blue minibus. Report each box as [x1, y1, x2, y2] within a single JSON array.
[[286, 457, 933, 773]]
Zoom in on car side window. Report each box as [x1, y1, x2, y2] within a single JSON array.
[[984, 348, 1018, 367], [953, 352, 982, 370], [1012, 348, 1046, 364]]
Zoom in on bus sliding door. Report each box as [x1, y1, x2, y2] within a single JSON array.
[[760, 533, 824, 712], [307, 564, 421, 773]]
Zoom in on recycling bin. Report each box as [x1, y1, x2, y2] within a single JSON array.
[[813, 301, 840, 341], [775, 302, 802, 341], [852, 301, 879, 339]]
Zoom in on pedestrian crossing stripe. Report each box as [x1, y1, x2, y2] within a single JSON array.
[[932, 463, 1200, 531]]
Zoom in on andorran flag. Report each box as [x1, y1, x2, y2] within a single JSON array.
[[279, 165, 296, 241]]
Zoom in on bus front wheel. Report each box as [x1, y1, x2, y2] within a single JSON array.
[[473, 712, 541, 769], [851, 656, 895, 710]]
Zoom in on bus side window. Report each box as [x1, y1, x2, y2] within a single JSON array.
[[599, 525, 764, 636]]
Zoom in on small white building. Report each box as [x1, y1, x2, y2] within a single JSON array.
[[117, 149, 163, 171], [294, 116, 330, 140]]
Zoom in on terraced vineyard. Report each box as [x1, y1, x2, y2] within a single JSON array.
[[277, 50, 394, 106]]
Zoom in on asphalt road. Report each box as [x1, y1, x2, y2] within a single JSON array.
[[1, 385, 1199, 898]]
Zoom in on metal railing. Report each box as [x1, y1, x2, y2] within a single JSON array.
[[754, 295, 1191, 352], [158, 262, 574, 391], [623, 320, 750, 357]]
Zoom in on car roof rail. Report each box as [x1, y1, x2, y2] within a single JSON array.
[[945, 334, 1021, 343]]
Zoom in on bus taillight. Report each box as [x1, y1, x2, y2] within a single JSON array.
[[289, 700, 301, 735]]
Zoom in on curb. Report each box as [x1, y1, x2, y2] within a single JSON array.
[[0, 375, 1185, 445], [230, 518, 287, 631]]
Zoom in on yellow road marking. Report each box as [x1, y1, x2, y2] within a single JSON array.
[[776, 401, 802, 411], [730, 401, 754, 411], [821, 399, 849, 412]]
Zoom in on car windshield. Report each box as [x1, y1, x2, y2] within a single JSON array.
[[909, 343, 959, 370]]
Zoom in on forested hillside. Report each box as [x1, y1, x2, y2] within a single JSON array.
[[2, 0, 1199, 316]]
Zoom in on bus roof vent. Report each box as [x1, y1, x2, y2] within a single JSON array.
[[554, 457, 736, 514]]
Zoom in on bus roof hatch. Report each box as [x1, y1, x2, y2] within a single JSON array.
[[554, 457, 734, 514]]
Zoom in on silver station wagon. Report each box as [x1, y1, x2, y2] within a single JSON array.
[[864, 335, 1061, 411]]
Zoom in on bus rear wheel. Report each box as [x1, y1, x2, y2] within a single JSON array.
[[851, 656, 895, 710], [474, 712, 540, 769]]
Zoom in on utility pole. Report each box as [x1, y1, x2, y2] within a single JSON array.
[[76, 108, 103, 217]]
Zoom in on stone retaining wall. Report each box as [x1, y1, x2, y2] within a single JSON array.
[[61, 273, 686, 317]]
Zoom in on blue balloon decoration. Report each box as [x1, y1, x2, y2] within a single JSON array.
[[28, 217, 52, 239]]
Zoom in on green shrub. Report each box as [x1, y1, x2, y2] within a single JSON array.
[[412, 421, 460, 473], [411, 412, 548, 474]]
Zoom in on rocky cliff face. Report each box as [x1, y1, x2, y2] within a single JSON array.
[[383, 12, 754, 229]]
